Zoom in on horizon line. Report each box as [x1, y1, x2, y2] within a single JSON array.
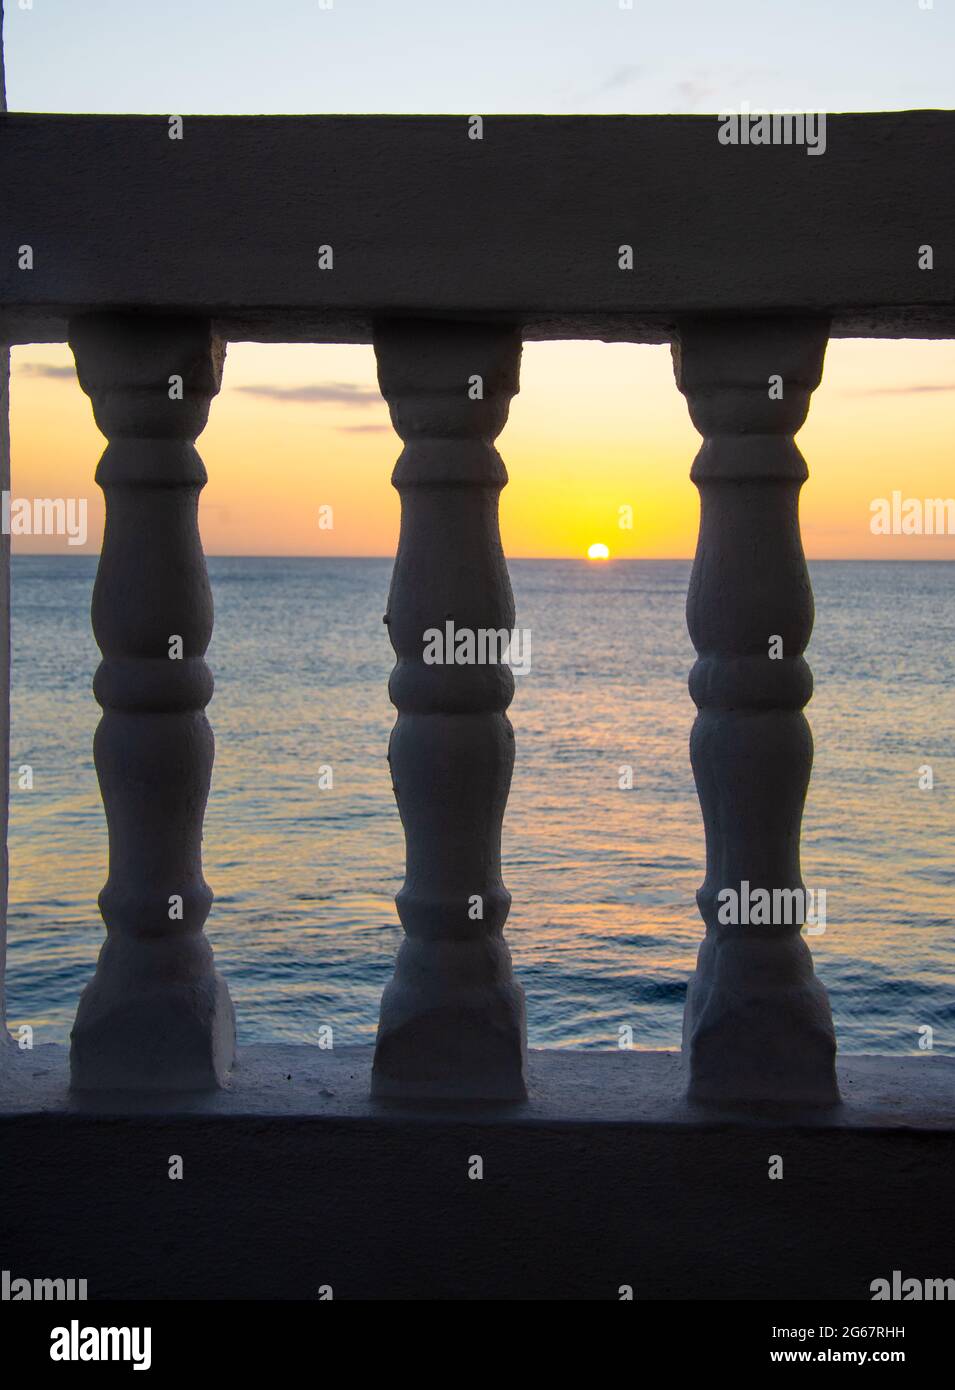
[[10, 552, 955, 563]]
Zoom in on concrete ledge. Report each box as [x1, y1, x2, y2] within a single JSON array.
[[2, 1043, 954, 1126], [1, 1047, 952, 1299], [2, 113, 954, 345]]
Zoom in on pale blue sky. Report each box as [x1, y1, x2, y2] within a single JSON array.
[[2, 0, 952, 115]]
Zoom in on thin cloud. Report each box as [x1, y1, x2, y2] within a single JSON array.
[[338, 424, 390, 434], [674, 78, 718, 106], [234, 382, 382, 406], [574, 64, 644, 101], [669, 65, 783, 111], [19, 362, 77, 379], [845, 384, 955, 396], [597, 64, 643, 94]]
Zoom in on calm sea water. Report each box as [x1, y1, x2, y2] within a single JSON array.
[[7, 557, 954, 1054]]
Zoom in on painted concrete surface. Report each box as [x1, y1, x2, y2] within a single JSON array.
[[2, 1044, 952, 1126], [675, 319, 838, 1106], [372, 320, 527, 1101], [1, 1047, 951, 1299], [2, 113, 954, 345], [67, 315, 235, 1092]]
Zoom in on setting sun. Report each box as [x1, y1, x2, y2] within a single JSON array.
[[587, 542, 610, 560]]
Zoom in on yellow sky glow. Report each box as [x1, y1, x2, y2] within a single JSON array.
[[9, 338, 955, 560]]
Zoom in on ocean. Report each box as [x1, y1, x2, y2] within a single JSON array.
[[7, 556, 954, 1054]]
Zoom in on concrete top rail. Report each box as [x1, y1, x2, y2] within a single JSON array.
[[1, 112, 953, 345]]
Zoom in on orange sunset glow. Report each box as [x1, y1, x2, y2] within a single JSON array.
[[9, 337, 955, 560]]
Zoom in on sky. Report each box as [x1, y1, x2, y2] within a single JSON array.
[[3, 0, 954, 559]]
